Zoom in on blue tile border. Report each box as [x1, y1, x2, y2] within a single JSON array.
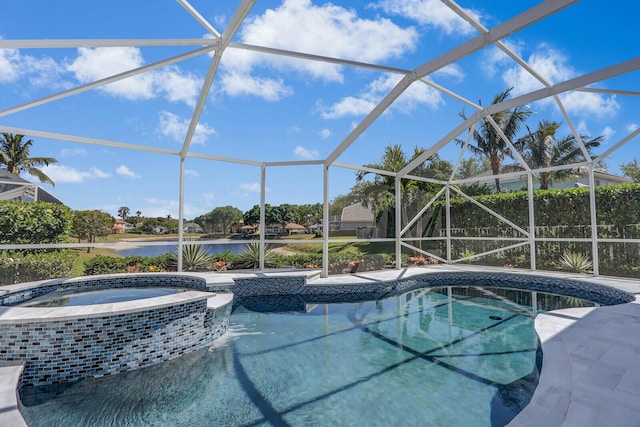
[[232, 271, 634, 306], [0, 274, 232, 388]]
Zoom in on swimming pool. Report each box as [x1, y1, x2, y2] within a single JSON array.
[[19, 286, 596, 426]]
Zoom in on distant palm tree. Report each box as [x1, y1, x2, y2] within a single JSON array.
[[0, 133, 58, 186], [356, 144, 452, 238], [458, 88, 532, 192], [512, 120, 603, 189]]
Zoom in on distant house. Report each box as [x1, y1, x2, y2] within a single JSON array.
[[285, 222, 307, 234], [113, 219, 134, 234], [340, 202, 375, 230], [479, 168, 631, 192], [266, 223, 284, 234], [239, 224, 257, 234], [0, 170, 63, 204], [152, 225, 169, 234], [183, 222, 204, 234]]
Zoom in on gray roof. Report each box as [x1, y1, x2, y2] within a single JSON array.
[[0, 170, 63, 205], [341, 202, 374, 223]]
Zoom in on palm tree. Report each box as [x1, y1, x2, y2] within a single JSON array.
[[356, 144, 452, 237], [513, 120, 603, 189], [0, 133, 58, 186], [458, 88, 532, 192]]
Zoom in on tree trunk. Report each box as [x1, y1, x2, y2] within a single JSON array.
[[491, 155, 502, 192]]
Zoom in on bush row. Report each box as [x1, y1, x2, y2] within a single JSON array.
[[0, 251, 77, 285], [82, 251, 398, 276]]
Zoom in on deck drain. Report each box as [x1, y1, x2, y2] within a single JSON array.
[[489, 315, 503, 320]]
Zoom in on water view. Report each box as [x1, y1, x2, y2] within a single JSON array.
[[115, 242, 248, 257]]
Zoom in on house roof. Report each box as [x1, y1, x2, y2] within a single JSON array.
[[341, 202, 374, 223], [471, 166, 631, 185], [0, 170, 63, 205], [285, 222, 306, 230]]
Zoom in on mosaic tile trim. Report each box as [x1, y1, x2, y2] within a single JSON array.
[[231, 271, 634, 306], [0, 299, 232, 388], [0, 274, 207, 306], [0, 274, 231, 388]]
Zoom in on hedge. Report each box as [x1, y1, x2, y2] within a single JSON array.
[[0, 251, 77, 285], [432, 183, 640, 272], [0, 200, 72, 244]]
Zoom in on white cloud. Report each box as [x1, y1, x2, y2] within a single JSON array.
[[240, 182, 261, 192], [319, 73, 443, 119], [154, 65, 201, 107], [502, 46, 619, 117], [67, 47, 201, 105], [158, 111, 216, 144], [41, 164, 111, 183], [319, 129, 331, 138], [576, 119, 590, 136], [627, 123, 639, 133], [558, 91, 619, 118], [219, 71, 292, 101], [601, 126, 616, 141], [433, 64, 465, 83], [116, 165, 141, 178], [0, 44, 67, 89], [68, 47, 155, 100], [60, 148, 87, 157], [0, 48, 20, 83], [374, 0, 481, 35], [294, 145, 319, 160], [482, 41, 524, 78], [218, 0, 417, 100], [184, 169, 199, 177], [319, 96, 377, 119]]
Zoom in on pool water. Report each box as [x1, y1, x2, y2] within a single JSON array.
[[19, 287, 595, 426], [19, 287, 186, 307]]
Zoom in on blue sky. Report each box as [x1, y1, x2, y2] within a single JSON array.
[[0, 0, 638, 219]]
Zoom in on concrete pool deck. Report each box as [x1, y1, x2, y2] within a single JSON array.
[[2, 266, 639, 426]]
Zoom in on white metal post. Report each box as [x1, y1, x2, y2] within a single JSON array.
[[177, 157, 185, 272], [322, 165, 330, 278], [588, 165, 599, 275], [395, 176, 402, 269], [446, 185, 452, 263], [260, 165, 266, 270], [527, 173, 537, 270]]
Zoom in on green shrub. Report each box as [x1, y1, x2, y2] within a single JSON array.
[[0, 200, 72, 244], [167, 244, 213, 271], [233, 242, 277, 269], [83, 254, 172, 275], [0, 251, 77, 285], [559, 250, 593, 273]]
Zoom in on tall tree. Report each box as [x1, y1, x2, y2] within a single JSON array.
[[117, 206, 130, 220], [243, 204, 281, 227], [72, 210, 114, 253], [356, 144, 452, 237], [455, 157, 491, 179], [0, 133, 58, 186], [620, 158, 640, 183], [210, 206, 243, 234], [513, 120, 603, 189], [458, 88, 532, 192]]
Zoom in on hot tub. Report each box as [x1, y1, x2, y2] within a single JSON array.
[[0, 274, 233, 388]]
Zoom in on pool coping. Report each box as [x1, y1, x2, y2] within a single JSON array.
[[0, 290, 216, 323], [2, 266, 639, 426]]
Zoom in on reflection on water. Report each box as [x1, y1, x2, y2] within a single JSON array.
[[20, 287, 595, 427]]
